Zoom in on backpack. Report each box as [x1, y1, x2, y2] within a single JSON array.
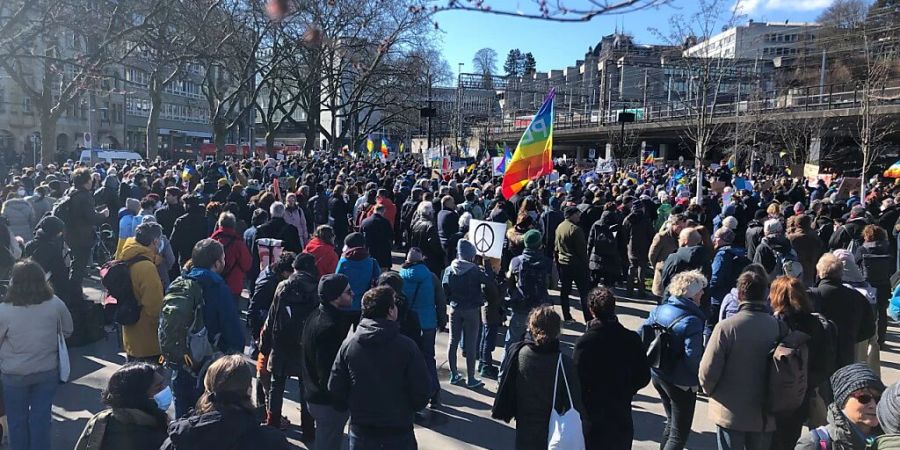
[[766, 320, 810, 414], [771, 247, 803, 280], [100, 256, 149, 326], [510, 261, 548, 309], [51, 194, 73, 225], [641, 311, 689, 372], [256, 238, 284, 271], [809, 426, 832, 450], [843, 225, 864, 261], [812, 312, 839, 379], [158, 277, 218, 373]]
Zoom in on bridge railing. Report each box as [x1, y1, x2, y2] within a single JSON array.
[[491, 82, 900, 135]]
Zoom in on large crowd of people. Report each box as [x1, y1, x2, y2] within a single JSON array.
[[0, 151, 897, 450]]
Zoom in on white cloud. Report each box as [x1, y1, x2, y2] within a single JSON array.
[[734, 0, 834, 14]]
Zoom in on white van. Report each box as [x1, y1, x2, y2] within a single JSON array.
[[79, 149, 144, 165]]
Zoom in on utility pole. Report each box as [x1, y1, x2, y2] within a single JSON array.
[[426, 71, 433, 149], [456, 62, 463, 158], [818, 49, 827, 99]]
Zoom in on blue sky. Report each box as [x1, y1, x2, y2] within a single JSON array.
[[436, 0, 839, 78]]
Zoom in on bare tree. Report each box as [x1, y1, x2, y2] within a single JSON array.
[[472, 48, 498, 76], [817, 0, 869, 30], [411, 0, 669, 23], [607, 121, 640, 167], [770, 116, 826, 168], [652, 0, 739, 202], [0, 0, 158, 163]]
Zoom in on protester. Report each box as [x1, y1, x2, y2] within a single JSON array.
[[162, 355, 287, 449], [336, 232, 381, 322], [2, 190, 34, 242], [795, 363, 884, 450], [301, 274, 353, 450], [304, 225, 339, 279], [787, 213, 825, 287], [700, 271, 780, 449], [857, 224, 894, 344], [492, 305, 583, 450], [23, 215, 71, 302], [360, 203, 394, 270], [210, 212, 251, 302], [328, 286, 431, 449], [255, 202, 302, 254], [444, 239, 491, 389], [876, 382, 900, 447], [169, 195, 207, 268], [587, 210, 622, 287], [119, 222, 165, 363], [643, 269, 707, 450], [707, 226, 749, 330], [399, 247, 441, 400], [74, 363, 170, 450], [620, 200, 654, 298], [649, 213, 687, 297], [65, 168, 110, 288], [574, 287, 650, 449], [555, 206, 592, 322], [659, 228, 709, 293], [0, 260, 73, 450]]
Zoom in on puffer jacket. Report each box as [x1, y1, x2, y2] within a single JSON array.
[[400, 262, 437, 330], [210, 226, 251, 297], [588, 211, 622, 276], [162, 407, 287, 450], [2, 197, 35, 240], [336, 247, 380, 311], [442, 259, 490, 310], [303, 237, 338, 278], [118, 239, 164, 358], [642, 295, 706, 387], [794, 402, 881, 450], [75, 405, 168, 450], [261, 270, 319, 377]]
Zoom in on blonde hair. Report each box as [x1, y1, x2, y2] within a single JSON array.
[[816, 253, 843, 281], [527, 306, 561, 346], [668, 269, 708, 297]]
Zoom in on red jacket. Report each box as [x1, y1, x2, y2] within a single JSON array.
[[304, 237, 338, 279], [211, 226, 251, 296], [362, 196, 398, 229]]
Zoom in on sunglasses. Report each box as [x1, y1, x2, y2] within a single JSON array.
[[851, 392, 881, 405]]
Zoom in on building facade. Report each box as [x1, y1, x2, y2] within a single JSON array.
[[684, 21, 820, 60]]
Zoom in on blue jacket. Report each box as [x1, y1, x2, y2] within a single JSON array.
[[709, 246, 748, 306], [399, 262, 436, 330], [336, 248, 380, 311], [442, 260, 489, 310], [185, 267, 245, 354], [643, 295, 706, 387]]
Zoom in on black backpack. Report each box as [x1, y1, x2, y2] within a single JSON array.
[[641, 312, 689, 372], [51, 195, 73, 225], [510, 261, 548, 309], [100, 256, 149, 326]]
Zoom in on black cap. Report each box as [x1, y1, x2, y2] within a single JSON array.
[[318, 274, 350, 304]]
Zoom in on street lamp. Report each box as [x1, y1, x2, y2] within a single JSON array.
[[30, 133, 40, 166]]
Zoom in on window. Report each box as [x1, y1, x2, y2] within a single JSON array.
[[125, 68, 149, 87], [22, 97, 31, 114], [0, 87, 5, 113]]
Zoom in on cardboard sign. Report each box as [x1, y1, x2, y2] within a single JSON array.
[[595, 158, 615, 173], [469, 220, 506, 259], [492, 157, 505, 176], [836, 177, 861, 200], [711, 181, 727, 194]]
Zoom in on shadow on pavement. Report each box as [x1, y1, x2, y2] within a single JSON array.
[[422, 389, 514, 449]]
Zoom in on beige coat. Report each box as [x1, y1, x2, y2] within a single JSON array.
[[699, 307, 781, 432], [648, 230, 678, 296]]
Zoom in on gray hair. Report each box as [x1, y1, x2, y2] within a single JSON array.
[[668, 269, 708, 298], [218, 212, 237, 229], [764, 218, 783, 237], [269, 201, 285, 218]]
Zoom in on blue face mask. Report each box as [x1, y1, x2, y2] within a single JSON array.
[[154, 386, 172, 411]]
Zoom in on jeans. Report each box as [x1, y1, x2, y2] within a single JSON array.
[[479, 324, 498, 365], [502, 308, 529, 367], [2, 370, 58, 450], [716, 427, 772, 450], [626, 260, 649, 295], [349, 427, 417, 450], [420, 329, 439, 399], [652, 376, 697, 450], [172, 366, 203, 419], [557, 263, 593, 321], [448, 307, 481, 380], [308, 402, 349, 450]]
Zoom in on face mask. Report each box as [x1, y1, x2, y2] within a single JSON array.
[[157, 239, 165, 254], [153, 386, 172, 411]]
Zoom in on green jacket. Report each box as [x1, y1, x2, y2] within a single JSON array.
[[554, 218, 589, 269], [75, 407, 168, 450], [872, 434, 900, 449]]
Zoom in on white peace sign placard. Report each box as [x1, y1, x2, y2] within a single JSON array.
[[469, 220, 505, 259]]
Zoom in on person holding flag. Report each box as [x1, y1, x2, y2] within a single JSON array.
[[501, 89, 555, 199]]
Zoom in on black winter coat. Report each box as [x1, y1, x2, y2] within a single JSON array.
[[660, 245, 710, 291], [574, 319, 650, 450], [302, 303, 352, 406], [810, 279, 876, 368], [155, 203, 185, 239], [829, 217, 868, 250], [620, 209, 654, 263], [169, 208, 208, 266], [745, 220, 764, 260], [161, 408, 287, 450], [255, 217, 302, 253], [23, 231, 70, 300], [248, 267, 281, 343], [262, 270, 319, 377], [587, 213, 621, 276], [409, 219, 445, 276], [64, 187, 107, 246], [360, 213, 393, 268]]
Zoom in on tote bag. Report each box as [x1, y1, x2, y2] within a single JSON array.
[[58, 318, 70, 383], [547, 354, 585, 450]]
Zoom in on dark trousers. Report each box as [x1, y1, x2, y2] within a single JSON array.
[[349, 427, 417, 450], [172, 367, 202, 419], [626, 260, 649, 295], [69, 243, 93, 297], [479, 324, 498, 366], [269, 374, 312, 428], [652, 376, 697, 450], [771, 397, 810, 450], [557, 263, 593, 321], [585, 407, 634, 450]]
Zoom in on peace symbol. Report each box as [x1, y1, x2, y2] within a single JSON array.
[[473, 223, 494, 254]]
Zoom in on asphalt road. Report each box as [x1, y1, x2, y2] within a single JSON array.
[[44, 265, 900, 450]]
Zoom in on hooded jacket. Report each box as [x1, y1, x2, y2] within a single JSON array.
[[119, 238, 164, 358], [408, 217, 445, 275], [328, 318, 431, 431], [745, 219, 765, 260], [794, 402, 881, 450], [620, 207, 654, 263], [184, 267, 245, 354], [304, 237, 338, 278], [23, 216, 70, 296], [400, 262, 437, 330], [753, 235, 795, 278], [442, 259, 490, 310], [302, 302, 352, 406], [161, 408, 287, 450], [75, 405, 169, 450], [829, 216, 869, 251], [588, 211, 622, 275], [336, 247, 380, 311], [709, 245, 748, 307], [210, 226, 251, 297], [2, 197, 35, 241], [170, 206, 208, 266], [508, 249, 551, 311], [261, 270, 319, 376]]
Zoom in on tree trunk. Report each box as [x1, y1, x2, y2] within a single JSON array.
[[695, 141, 703, 203], [213, 119, 227, 161], [265, 131, 275, 155], [39, 114, 58, 165], [146, 86, 162, 160]]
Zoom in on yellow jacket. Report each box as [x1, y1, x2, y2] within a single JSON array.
[[119, 238, 164, 358]]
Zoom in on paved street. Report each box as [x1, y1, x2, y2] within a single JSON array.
[[45, 264, 900, 450]]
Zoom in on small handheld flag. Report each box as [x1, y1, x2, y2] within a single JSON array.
[[380, 138, 389, 158]]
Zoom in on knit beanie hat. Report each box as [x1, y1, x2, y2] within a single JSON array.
[[406, 247, 424, 263], [457, 239, 477, 262], [293, 252, 317, 275], [830, 363, 884, 408], [523, 230, 542, 250], [125, 197, 140, 212], [344, 232, 366, 249], [318, 274, 349, 304], [878, 382, 900, 434]]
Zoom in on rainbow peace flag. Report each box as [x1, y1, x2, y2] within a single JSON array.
[[502, 89, 555, 199], [885, 160, 900, 178], [643, 152, 655, 166], [380, 138, 390, 158]]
